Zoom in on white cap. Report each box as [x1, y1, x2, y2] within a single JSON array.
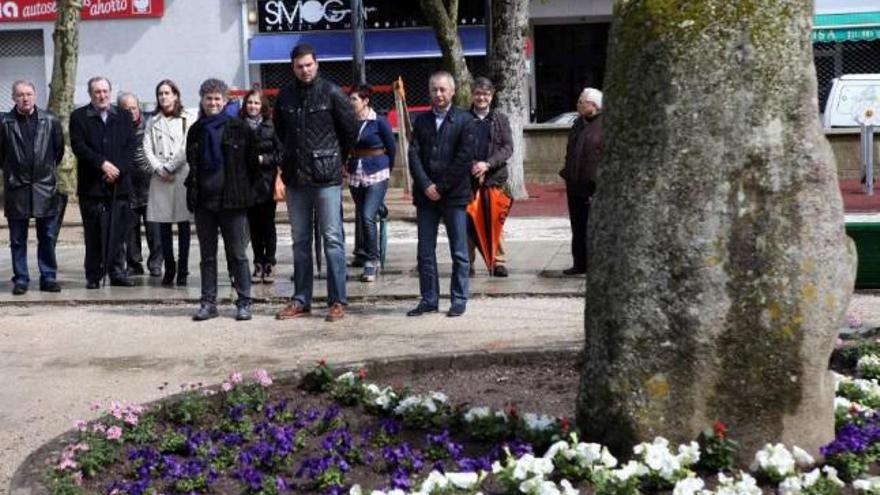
[[580, 88, 603, 110]]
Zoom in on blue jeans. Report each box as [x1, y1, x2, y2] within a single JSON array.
[[286, 184, 347, 307], [415, 203, 469, 308], [8, 216, 58, 285], [350, 180, 388, 266]]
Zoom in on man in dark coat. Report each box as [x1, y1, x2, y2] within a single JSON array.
[[118, 92, 162, 277], [70, 76, 137, 288], [406, 71, 476, 318], [468, 76, 514, 277], [0, 81, 64, 294], [185, 78, 261, 322], [273, 44, 358, 323], [559, 87, 603, 275]]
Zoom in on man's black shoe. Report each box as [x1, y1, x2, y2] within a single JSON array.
[[493, 265, 508, 277], [12, 284, 27, 295], [406, 302, 438, 317], [149, 269, 162, 277], [40, 280, 61, 292], [562, 267, 586, 276], [86, 280, 100, 290], [110, 278, 136, 287], [129, 264, 145, 276], [193, 304, 219, 321], [446, 304, 466, 317], [235, 303, 253, 321]]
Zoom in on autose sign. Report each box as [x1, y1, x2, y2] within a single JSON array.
[[257, 0, 485, 33], [0, 0, 164, 22]]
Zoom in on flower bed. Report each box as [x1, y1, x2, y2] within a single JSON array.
[[31, 345, 880, 495]]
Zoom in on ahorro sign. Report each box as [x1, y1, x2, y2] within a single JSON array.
[[0, 0, 164, 22]]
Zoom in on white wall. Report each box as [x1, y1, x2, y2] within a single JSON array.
[[529, 0, 613, 24], [0, 0, 246, 110], [816, 0, 880, 14]]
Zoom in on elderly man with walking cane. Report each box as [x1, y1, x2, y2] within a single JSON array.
[[70, 76, 137, 288]]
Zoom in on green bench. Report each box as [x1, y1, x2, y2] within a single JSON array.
[[847, 215, 880, 289]]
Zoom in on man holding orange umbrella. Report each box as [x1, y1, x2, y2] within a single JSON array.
[[467, 77, 514, 277]]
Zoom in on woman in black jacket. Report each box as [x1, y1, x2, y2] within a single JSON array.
[[239, 89, 281, 284], [185, 78, 261, 321]]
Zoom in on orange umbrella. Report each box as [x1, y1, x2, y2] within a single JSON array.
[[466, 186, 513, 273]]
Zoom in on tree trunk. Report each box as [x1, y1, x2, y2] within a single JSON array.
[[489, 0, 529, 200], [47, 0, 82, 197], [576, 0, 855, 462], [419, 0, 473, 107]]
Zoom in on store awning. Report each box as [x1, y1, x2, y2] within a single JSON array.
[[249, 26, 487, 64], [813, 11, 880, 42]]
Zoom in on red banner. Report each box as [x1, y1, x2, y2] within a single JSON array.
[[0, 0, 164, 22]]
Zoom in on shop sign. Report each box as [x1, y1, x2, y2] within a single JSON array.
[[0, 0, 164, 22], [258, 0, 485, 33], [813, 27, 880, 43]]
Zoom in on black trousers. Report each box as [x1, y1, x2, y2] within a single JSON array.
[[79, 197, 129, 283], [159, 222, 191, 276], [247, 200, 277, 266], [127, 205, 163, 273], [566, 185, 591, 271], [195, 207, 251, 305]]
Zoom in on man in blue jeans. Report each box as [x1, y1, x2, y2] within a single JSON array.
[[0, 81, 64, 294], [273, 44, 357, 322], [407, 71, 476, 317]]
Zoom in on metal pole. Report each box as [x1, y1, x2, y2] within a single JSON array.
[[351, 0, 367, 85], [866, 125, 875, 196], [240, 0, 251, 89]]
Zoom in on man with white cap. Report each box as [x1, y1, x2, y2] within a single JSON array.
[[559, 87, 603, 275]]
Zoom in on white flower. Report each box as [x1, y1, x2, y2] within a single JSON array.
[[801, 468, 821, 488], [634, 437, 682, 481], [791, 446, 814, 468], [716, 471, 762, 495], [673, 476, 705, 495], [417, 470, 450, 494], [512, 454, 555, 480], [559, 480, 578, 495], [778, 475, 803, 495], [349, 485, 363, 495], [446, 471, 480, 489], [519, 476, 559, 495], [853, 477, 880, 493], [523, 413, 556, 432], [364, 384, 397, 410], [464, 407, 492, 422], [858, 355, 880, 371], [822, 466, 845, 487], [677, 441, 701, 466], [612, 460, 648, 482], [336, 371, 356, 384], [751, 443, 796, 479], [430, 391, 449, 404]]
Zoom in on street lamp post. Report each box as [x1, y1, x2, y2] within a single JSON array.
[[352, 0, 367, 86]]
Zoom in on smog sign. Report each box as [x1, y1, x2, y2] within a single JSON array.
[[257, 0, 485, 33]]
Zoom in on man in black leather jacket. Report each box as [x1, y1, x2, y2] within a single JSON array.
[[0, 81, 64, 294], [273, 44, 357, 323], [406, 71, 476, 318]]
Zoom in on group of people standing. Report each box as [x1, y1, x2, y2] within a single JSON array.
[[1, 42, 601, 322]]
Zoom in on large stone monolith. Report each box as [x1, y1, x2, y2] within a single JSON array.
[[576, 0, 856, 461]]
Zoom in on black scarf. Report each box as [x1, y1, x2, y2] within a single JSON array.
[[200, 112, 230, 172]]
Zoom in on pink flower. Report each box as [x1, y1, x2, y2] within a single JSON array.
[[73, 443, 90, 452], [124, 413, 139, 426], [109, 401, 125, 420], [222, 382, 233, 392], [72, 471, 84, 486], [252, 368, 273, 387], [230, 372, 243, 384], [105, 426, 123, 441], [91, 423, 106, 433], [89, 400, 102, 412], [56, 457, 78, 470], [847, 314, 864, 329], [74, 419, 87, 431]]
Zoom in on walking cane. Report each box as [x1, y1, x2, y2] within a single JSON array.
[[101, 182, 118, 287]]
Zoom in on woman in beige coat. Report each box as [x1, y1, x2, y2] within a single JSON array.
[[143, 79, 196, 286]]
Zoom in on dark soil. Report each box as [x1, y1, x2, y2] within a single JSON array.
[[65, 353, 584, 495]]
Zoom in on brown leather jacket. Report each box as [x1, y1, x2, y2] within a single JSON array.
[[560, 113, 603, 198]]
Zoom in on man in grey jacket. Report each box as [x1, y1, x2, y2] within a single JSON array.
[[0, 81, 64, 294]]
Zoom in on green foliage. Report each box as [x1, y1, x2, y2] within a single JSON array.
[[803, 476, 844, 495], [329, 371, 367, 406], [592, 470, 642, 495], [696, 422, 738, 472], [301, 361, 335, 393], [174, 473, 209, 493], [224, 383, 268, 412], [77, 432, 122, 478], [824, 452, 870, 481], [158, 429, 188, 454], [45, 472, 88, 495], [123, 411, 159, 445], [314, 465, 346, 492], [162, 391, 211, 425]]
